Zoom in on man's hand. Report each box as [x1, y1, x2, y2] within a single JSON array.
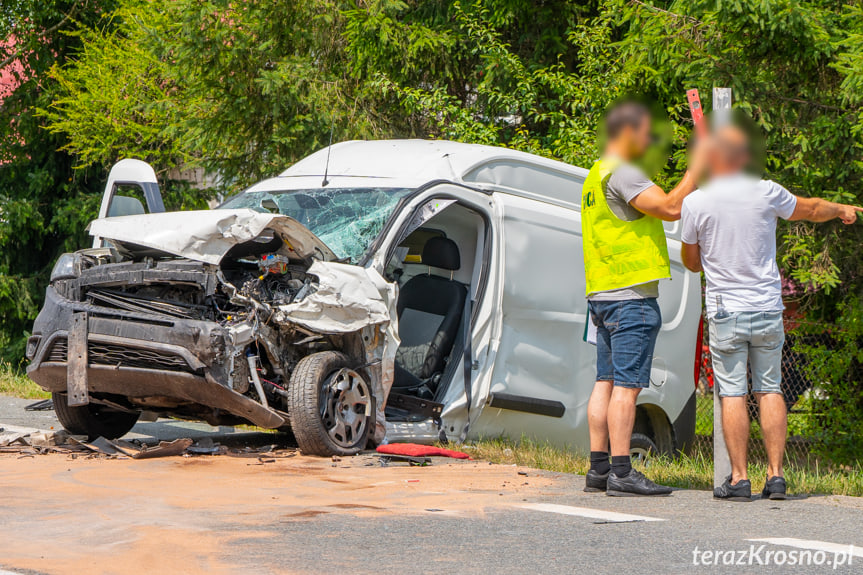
[[838, 204, 863, 225]]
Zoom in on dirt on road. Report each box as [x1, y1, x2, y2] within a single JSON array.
[[0, 451, 557, 575]]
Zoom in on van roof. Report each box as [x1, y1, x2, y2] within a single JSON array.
[[262, 139, 589, 210]]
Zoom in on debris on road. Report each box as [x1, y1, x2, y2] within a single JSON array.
[[29, 430, 80, 447], [24, 398, 54, 411], [0, 426, 202, 459], [187, 437, 224, 455], [376, 443, 471, 460], [133, 438, 194, 459], [0, 432, 31, 448], [376, 454, 432, 467]]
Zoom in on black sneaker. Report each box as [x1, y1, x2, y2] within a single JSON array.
[[714, 475, 752, 502], [584, 469, 609, 492], [607, 469, 672, 497], [762, 476, 787, 500]]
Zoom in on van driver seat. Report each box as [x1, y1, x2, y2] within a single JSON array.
[[393, 237, 467, 397]]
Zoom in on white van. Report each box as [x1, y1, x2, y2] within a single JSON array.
[[27, 140, 700, 457]]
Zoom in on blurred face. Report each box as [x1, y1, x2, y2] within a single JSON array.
[[627, 116, 652, 159], [709, 126, 750, 175]]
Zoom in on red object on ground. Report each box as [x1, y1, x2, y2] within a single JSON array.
[[376, 443, 471, 460]]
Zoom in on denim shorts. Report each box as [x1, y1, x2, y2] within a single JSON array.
[[588, 298, 662, 388], [709, 311, 784, 397]]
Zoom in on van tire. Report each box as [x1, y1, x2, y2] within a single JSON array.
[[288, 351, 372, 457], [52, 392, 140, 440], [630, 432, 658, 464]]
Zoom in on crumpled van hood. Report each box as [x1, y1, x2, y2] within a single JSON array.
[[88, 209, 338, 264]]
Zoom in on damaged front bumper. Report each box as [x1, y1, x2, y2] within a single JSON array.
[[27, 282, 287, 429]]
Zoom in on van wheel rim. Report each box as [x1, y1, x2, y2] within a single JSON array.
[[319, 369, 370, 448], [630, 446, 652, 464]]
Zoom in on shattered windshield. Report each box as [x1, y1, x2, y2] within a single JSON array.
[[220, 187, 414, 263]]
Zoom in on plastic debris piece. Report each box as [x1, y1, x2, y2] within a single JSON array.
[[132, 438, 193, 459]]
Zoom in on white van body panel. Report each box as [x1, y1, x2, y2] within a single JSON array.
[[470, 192, 593, 445], [344, 140, 702, 451]]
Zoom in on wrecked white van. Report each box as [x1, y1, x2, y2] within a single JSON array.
[[26, 141, 701, 457]]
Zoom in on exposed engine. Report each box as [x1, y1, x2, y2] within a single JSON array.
[[58, 248, 339, 422]]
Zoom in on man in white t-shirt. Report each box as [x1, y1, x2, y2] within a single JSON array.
[[680, 125, 862, 502]]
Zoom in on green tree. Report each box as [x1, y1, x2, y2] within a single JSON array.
[[45, 0, 388, 191], [0, 0, 121, 363]]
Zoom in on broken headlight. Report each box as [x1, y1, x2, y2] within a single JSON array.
[[50, 253, 80, 282]]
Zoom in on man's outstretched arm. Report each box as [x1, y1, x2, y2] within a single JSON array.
[[629, 172, 701, 222], [790, 196, 863, 224], [681, 242, 702, 273], [630, 139, 709, 222]]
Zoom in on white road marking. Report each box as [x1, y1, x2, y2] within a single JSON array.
[[518, 502, 665, 523], [747, 538, 862, 558], [0, 570, 26, 575]]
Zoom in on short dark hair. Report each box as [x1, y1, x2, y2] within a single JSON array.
[[604, 101, 651, 139]]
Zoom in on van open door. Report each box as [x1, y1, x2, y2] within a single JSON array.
[[92, 159, 165, 248]]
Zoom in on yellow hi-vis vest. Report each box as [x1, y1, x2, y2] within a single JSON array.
[[581, 157, 671, 295]]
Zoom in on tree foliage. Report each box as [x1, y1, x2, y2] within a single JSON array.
[[7, 0, 863, 461], [0, 0, 120, 362]]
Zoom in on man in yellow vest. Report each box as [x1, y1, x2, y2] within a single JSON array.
[[582, 101, 706, 496]]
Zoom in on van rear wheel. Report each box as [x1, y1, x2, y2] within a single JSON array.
[[288, 351, 372, 457], [52, 392, 140, 440]]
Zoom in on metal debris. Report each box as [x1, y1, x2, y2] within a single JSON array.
[[0, 432, 30, 447], [133, 438, 194, 459], [187, 437, 224, 455], [24, 399, 54, 411]]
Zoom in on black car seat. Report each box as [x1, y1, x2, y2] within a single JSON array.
[[393, 236, 467, 398]]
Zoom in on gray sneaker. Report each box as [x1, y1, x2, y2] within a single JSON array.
[[714, 475, 752, 502], [607, 469, 672, 496]]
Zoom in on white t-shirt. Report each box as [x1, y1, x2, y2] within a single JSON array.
[[680, 174, 798, 317]]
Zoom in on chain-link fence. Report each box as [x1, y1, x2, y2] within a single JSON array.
[[693, 315, 831, 465]]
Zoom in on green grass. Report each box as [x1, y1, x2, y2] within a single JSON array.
[[466, 437, 863, 497], [0, 362, 50, 399]]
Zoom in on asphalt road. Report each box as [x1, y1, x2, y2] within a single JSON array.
[[1, 395, 862, 575]]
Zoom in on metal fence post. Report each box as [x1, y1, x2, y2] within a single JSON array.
[[710, 87, 734, 490]]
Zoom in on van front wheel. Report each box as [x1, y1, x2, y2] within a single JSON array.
[[288, 351, 372, 457], [52, 392, 140, 440]]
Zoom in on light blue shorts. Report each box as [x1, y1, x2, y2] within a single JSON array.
[[709, 311, 784, 397]]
